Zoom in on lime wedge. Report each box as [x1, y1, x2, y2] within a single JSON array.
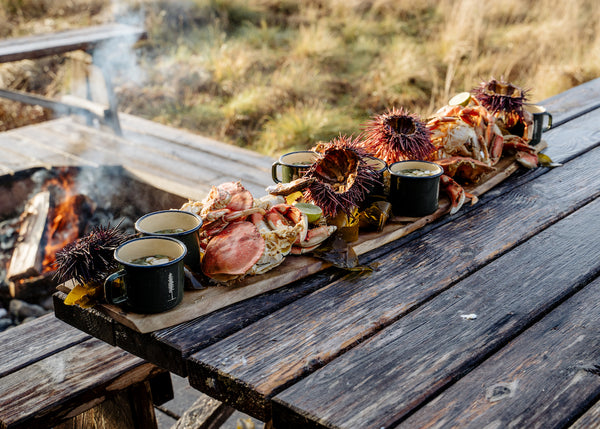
[[294, 202, 323, 223], [448, 92, 471, 106]]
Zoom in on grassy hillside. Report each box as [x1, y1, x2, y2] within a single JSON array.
[[1, 0, 599, 156]]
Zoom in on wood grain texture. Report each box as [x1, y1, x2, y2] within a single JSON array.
[[186, 143, 600, 421], [0, 24, 145, 63], [90, 255, 329, 334], [400, 276, 600, 429], [0, 337, 159, 429], [53, 290, 116, 346], [541, 76, 600, 126], [0, 313, 89, 378], [570, 397, 600, 429], [272, 198, 600, 429], [54, 381, 158, 429]]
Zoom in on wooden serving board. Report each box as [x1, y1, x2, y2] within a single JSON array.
[[59, 143, 546, 333]]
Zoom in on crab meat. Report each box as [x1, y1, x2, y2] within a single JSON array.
[[246, 206, 307, 275], [436, 156, 495, 182], [202, 221, 265, 282], [427, 104, 504, 168]]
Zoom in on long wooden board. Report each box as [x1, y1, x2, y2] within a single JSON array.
[[58, 143, 546, 333]]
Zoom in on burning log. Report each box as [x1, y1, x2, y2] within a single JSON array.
[[7, 191, 50, 284], [7, 188, 95, 299]]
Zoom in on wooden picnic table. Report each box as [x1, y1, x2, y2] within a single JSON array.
[[53, 77, 600, 428]]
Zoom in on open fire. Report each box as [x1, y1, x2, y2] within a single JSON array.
[[0, 166, 187, 323], [41, 169, 92, 274]]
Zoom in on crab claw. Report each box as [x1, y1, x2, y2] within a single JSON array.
[[294, 225, 337, 248], [516, 151, 539, 169], [266, 177, 315, 196], [265, 204, 308, 242], [440, 174, 466, 215]]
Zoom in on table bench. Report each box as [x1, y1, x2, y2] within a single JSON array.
[[0, 313, 172, 429], [0, 23, 146, 135]]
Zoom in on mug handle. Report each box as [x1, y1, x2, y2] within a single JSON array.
[[104, 269, 127, 305], [542, 112, 553, 131], [271, 161, 282, 183]]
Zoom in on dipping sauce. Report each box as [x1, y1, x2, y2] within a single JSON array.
[[399, 168, 439, 177], [129, 254, 174, 266]]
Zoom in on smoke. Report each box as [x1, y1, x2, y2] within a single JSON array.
[[74, 0, 148, 106]]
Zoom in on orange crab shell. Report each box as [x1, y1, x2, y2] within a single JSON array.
[[201, 221, 265, 282]]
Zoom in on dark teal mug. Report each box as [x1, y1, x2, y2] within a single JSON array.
[[104, 236, 186, 313], [388, 160, 443, 217], [271, 150, 318, 183], [525, 104, 552, 146], [135, 210, 202, 273]]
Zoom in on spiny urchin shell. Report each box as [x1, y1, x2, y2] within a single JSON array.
[[54, 223, 131, 285], [303, 135, 380, 218], [472, 77, 529, 119], [359, 107, 434, 164]]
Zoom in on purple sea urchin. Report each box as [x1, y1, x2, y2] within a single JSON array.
[[54, 223, 131, 285], [359, 107, 434, 164], [472, 77, 529, 130], [304, 135, 379, 218]]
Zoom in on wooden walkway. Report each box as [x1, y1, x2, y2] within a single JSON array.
[[0, 113, 275, 200]]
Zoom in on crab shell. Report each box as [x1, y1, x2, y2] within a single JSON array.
[[201, 221, 265, 282]]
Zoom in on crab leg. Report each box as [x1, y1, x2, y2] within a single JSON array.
[[440, 174, 466, 215]]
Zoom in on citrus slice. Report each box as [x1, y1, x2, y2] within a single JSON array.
[[448, 92, 471, 106], [294, 202, 323, 223]]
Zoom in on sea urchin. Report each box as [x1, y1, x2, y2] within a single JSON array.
[[303, 135, 379, 218], [53, 223, 131, 285], [472, 77, 529, 130], [359, 107, 434, 164]]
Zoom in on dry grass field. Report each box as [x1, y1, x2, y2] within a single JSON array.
[[1, 0, 599, 156]]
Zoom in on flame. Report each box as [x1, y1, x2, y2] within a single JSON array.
[[42, 169, 81, 273]]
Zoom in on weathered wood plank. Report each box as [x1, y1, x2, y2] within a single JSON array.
[[185, 143, 600, 422], [0, 337, 159, 429], [53, 290, 116, 346], [96, 267, 344, 377], [0, 136, 55, 173], [541, 76, 600, 126], [119, 113, 275, 171], [0, 313, 89, 378], [0, 24, 145, 63], [400, 275, 600, 429], [272, 199, 600, 429], [571, 397, 600, 429], [0, 127, 88, 168], [171, 395, 235, 429], [10, 118, 272, 198], [54, 381, 159, 429], [54, 119, 274, 186]]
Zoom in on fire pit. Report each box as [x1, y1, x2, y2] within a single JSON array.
[[0, 165, 187, 329]]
